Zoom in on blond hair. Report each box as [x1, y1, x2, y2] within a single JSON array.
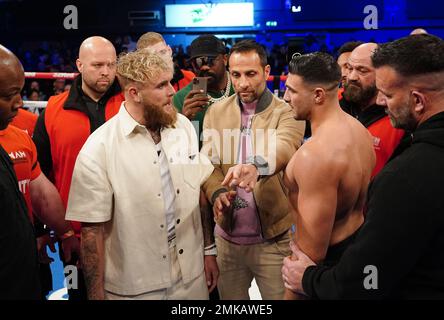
[[136, 32, 164, 50], [116, 50, 172, 88]]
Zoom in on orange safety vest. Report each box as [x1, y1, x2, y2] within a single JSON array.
[[44, 90, 124, 235]]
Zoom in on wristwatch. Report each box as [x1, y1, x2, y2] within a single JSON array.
[[248, 155, 269, 177], [204, 244, 218, 256]]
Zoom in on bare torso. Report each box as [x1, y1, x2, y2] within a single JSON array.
[[284, 109, 375, 262]]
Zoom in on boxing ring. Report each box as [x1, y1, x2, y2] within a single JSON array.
[[22, 72, 289, 113], [21, 70, 286, 300], [23, 72, 79, 112]]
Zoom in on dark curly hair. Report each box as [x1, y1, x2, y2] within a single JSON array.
[[288, 52, 341, 86]]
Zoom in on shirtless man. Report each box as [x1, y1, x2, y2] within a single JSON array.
[[281, 52, 375, 299]]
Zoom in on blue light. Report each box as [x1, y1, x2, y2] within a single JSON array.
[[292, 5, 302, 13]]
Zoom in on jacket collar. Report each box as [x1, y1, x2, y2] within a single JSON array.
[[119, 102, 177, 137], [236, 88, 273, 114], [119, 102, 145, 137], [389, 111, 444, 160], [63, 75, 121, 111], [358, 104, 387, 127]]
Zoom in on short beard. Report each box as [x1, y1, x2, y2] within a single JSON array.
[[143, 102, 177, 132], [388, 103, 418, 131], [344, 82, 377, 107], [84, 78, 111, 95], [198, 70, 223, 91]]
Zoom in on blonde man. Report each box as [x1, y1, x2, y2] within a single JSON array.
[[138, 32, 220, 295], [66, 50, 214, 300]]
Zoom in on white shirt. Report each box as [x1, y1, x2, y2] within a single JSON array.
[[155, 143, 176, 242], [66, 103, 214, 295]]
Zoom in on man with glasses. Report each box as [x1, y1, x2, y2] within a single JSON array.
[[173, 34, 235, 140]]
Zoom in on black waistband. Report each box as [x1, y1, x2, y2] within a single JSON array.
[[323, 228, 361, 266]]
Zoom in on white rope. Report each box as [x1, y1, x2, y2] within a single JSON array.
[[23, 100, 48, 115]]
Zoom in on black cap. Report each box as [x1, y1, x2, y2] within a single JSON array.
[[189, 35, 226, 59]]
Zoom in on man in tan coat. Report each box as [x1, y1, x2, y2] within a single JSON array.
[[202, 40, 305, 300]]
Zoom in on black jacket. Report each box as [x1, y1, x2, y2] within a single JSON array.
[[303, 111, 444, 299], [340, 99, 386, 128], [0, 145, 40, 299]]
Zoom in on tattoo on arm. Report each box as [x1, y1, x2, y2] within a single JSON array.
[[200, 189, 215, 248], [81, 223, 105, 300]]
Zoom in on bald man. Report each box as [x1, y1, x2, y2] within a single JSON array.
[[340, 43, 405, 178], [336, 41, 364, 88], [33, 36, 124, 300], [410, 28, 428, 35], [0, 44, 41, 299], [0, 45, 81, 299]]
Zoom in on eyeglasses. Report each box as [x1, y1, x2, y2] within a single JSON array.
[[192, 56, 219, 68]]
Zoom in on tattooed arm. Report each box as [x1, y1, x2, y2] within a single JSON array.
[[81, 222, 105, 300], [200, 189, 215, 249]]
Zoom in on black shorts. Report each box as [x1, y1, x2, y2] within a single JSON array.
[[323, 229, 360, 267]]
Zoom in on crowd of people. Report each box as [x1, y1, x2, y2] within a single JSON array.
[[17, 33, 350, 104], [1, 28, 444, 300]]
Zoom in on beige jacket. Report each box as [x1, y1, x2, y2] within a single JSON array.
[[202, 89, 305, 239]]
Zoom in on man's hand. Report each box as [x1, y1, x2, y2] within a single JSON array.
[[213, 191, 236, 221], [204, 255, 219, 293], [282, 241, 316, 296], [61, 234, 81, 264], [222, 164, 259, 192], [182, 89, 209, 120], [36, 234, 56, 264]]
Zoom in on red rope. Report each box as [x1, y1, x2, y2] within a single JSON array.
[[24, 72, 286, 82], [25, 72, 78, 80]]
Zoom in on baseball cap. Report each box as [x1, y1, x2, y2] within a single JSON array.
[[188, 35, 226, 59]]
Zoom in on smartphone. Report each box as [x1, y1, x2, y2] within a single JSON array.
[[192, 77, 208, 98]]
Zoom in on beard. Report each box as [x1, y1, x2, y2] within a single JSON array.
[[84, 76, 112, 95], [142, 100, 178, 132], [386, 101, 418, 131], [198, 69, 223, 90], [343, 81, 377, 106]]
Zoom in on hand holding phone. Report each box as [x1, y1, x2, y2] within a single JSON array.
[[192, 77, 208, 98]]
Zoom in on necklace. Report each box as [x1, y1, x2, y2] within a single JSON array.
[[208, 71, 231, 104], [148, 128, 161, 144]]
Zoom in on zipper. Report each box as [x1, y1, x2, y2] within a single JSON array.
[[248, 114, 265, 239], [252, 190, 265, 239]]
